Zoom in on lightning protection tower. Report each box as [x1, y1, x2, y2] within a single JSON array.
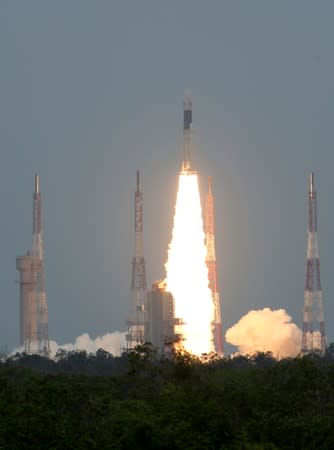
[[126, 171, 147, 349], [302, 173, 326, 355], [16, 175, 50, 356], [205, 176, 223, 354]]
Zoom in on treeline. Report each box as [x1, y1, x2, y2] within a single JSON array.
[[1, 345, 334, 449]]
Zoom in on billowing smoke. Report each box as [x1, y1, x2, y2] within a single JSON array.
[[225, 308, 302, 359], [50, 331, 127, 357], [12, 331, 127, 358]]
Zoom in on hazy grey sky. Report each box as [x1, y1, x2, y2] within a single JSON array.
[[1, 1, 334, 350]]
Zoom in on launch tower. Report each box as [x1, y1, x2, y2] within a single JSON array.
[[206, 177, 224, 354], [146, 281, 176, 354], [126, 171, 147, 349], [302, 173, 326, 355], [16, 175, 50, 356]]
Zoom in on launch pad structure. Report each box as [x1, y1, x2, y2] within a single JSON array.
[[302, 172, 326, 355], [146, 281, 178, 354], [16, 175, 50, 356], [124, 98, 226, 355]]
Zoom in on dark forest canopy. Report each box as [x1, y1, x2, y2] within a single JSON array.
[[1, 345, 334, 449]]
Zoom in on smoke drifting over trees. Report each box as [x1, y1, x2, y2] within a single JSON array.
[[12, 331, 127, 358], [49, 331, 127, 357], [225, 308, 302, 359]]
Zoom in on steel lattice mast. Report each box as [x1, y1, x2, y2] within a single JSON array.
[[205, 176, 223, 354], [126, 170, 147, 349], [16, 175, 50, 356], [302, 172, 326, 355]]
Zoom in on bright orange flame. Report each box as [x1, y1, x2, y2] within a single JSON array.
[[165, 171, 214, 355]]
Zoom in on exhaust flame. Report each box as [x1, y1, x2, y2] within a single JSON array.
[[165, 171, 214, 355]]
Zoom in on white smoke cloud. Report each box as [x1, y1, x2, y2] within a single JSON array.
[[225, 308, 302, 359], [50, 331, 127, 358], [11, 331, 127, 359]]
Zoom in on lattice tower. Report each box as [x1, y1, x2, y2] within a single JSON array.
[[126, 171, 147, 349], [302, 172, 326, 355]]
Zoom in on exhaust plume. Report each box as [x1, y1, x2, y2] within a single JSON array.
[[225, 308, 302, 359], [165, 172, 215, 355]]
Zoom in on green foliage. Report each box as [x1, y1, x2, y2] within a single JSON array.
[[0, 351, 334, 448]]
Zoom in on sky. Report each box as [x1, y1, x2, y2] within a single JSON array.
[[1, 1, 334, 352]]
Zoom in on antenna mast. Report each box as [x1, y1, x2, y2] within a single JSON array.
[[126, 170, 147, 349], [302, 173, 326, 355]]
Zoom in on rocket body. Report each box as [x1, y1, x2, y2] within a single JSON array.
[[182, 98, 192, 172]]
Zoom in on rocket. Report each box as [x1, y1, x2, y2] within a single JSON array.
[[182, 97, 192, 172], [33, 174, 42, 236], [34, 173, 40, 195], [309, 172, 314, 195]]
